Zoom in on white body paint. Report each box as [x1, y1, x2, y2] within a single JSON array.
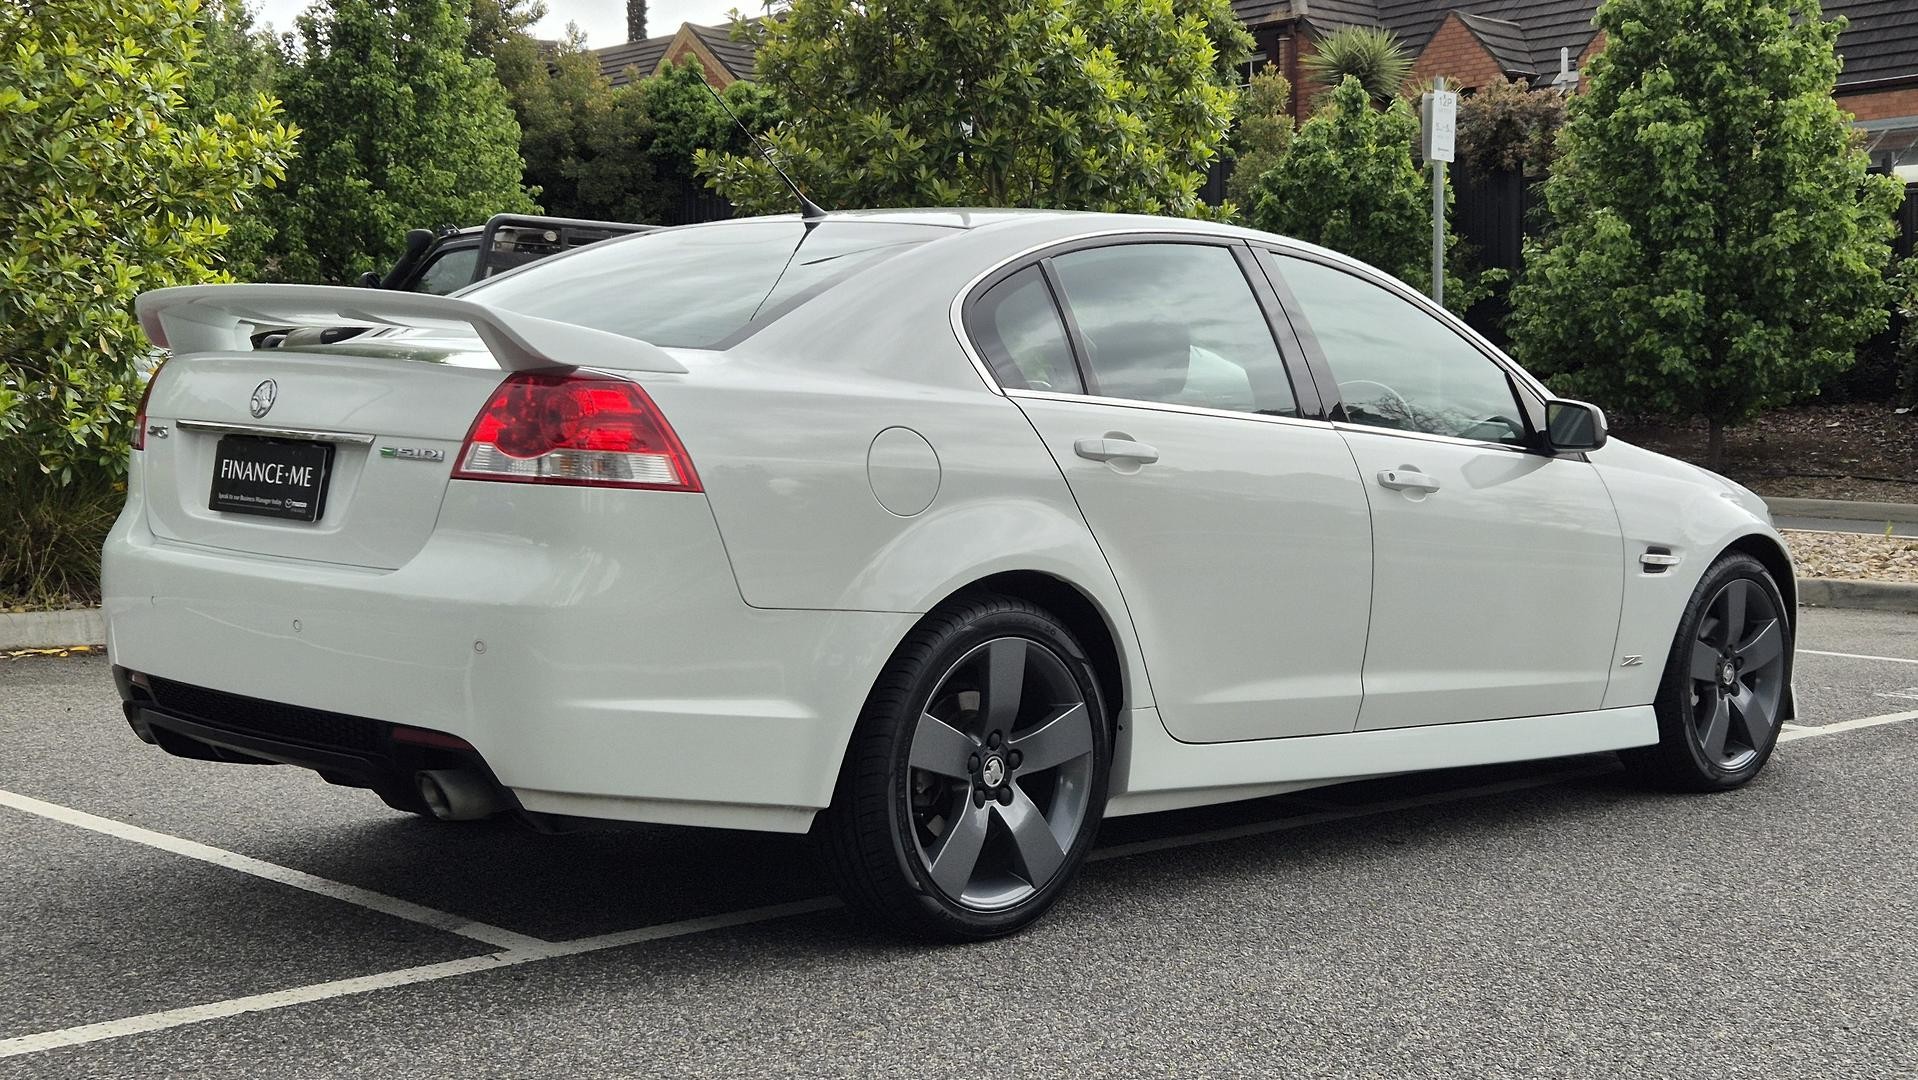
[[106, 211, 1793, 833]]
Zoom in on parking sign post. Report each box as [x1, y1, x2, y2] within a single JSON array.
[[1420, 78, 1457, 307]]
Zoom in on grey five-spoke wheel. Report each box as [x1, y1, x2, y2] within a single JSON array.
[[1625, 552, 1792, 791], [818, 593, 1111, 941], [1685, 577, 1786, 771], [909, 636, 1096, 911]]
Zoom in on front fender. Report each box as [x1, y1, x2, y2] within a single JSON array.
[[1592, 439, 1793, 709]]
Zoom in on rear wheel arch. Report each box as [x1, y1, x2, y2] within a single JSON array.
[[926, 571, 1128, 728]]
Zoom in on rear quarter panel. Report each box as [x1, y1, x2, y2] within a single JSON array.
[[642, 221, 1157, 709]]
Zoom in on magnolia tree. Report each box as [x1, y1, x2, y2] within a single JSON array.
[[1508, 0, 1902, 466], [0, 0, 296, 486], [696, 0, 1249, 215]]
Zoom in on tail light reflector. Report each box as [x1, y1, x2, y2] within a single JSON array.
[[452, 372, 701, 491], [132, 362, 167, 451]]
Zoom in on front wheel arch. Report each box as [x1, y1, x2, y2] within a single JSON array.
[[1724, 532, 1797, 626]]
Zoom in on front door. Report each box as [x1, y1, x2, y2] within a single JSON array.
[[1261, 251, 1625, 730], [966, 240, 1373, 743]]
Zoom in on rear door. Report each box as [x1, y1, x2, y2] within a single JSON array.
[[1258, 249, 1625, 730], [972, 238, 1374, 743]]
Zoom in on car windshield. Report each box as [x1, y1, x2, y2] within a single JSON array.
[[466, 220, 950, 349]]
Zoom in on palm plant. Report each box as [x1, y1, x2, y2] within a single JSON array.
[[1302, 26, 1412, 104]]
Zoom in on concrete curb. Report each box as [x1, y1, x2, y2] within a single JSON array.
[[1797, 578, 1918, 615], [1764, 496, 1918, 525], [0, 609, 106, 651]]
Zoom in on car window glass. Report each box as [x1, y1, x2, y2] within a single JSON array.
[[471, 221, 945, 349], [1048, 244, 1296, 417], [415, 247, 479, 295], [969, 267, 1083, 393], [1267, 253, 1527, 444]]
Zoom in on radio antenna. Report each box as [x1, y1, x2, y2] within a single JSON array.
[[703, 78, 827, 221]]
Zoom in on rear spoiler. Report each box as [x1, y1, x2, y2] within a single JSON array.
[[134, 284, 687, 374]]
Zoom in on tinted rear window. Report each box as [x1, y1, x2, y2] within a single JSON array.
[[467, 221, 947, 349]]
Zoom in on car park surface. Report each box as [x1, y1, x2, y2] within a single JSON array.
[[3, 605, 1914, 1077]]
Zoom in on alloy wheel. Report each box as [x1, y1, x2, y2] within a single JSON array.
[[905, 636, 1097, 911], [1686, 577, 1786, 771]]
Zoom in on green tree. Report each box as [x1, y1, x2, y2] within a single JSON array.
[[495, 26, 616, 217], [697, 0, 1249, 216], [0, 0, 297, 487], [1250, 76, 1472, 304], [585, 59, 775, 224], [182, 0, 292, 279], [262, 0, 536, 283], [1301, 26, 1411, 105], [1226, 68, 1294, 212], [464, 0, 545, 60], [1507, 0, 1902, 467]]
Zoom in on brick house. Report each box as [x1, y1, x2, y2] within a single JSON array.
[[1233, 0, 1918, 178]]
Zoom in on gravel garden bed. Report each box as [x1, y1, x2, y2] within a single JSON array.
[[1783, 529, 1918, 583]]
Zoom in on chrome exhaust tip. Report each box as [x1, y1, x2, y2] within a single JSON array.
[[415, 769, 508, 821]]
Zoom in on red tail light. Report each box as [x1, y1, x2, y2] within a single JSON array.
[[132, 362, 167, 451], [452, 372, 701, 491]]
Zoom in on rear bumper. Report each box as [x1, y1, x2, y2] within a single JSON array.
[[103, 477, 914, 832]]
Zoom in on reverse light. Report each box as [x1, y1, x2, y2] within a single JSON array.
[[132, 361, 167, 451], [452, 372, 701, 491]]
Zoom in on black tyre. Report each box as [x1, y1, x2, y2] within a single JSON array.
[[817, 593, 1111, 941], [1623, 552, 1792, 791]]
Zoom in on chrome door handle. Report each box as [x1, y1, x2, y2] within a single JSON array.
[[1376, 468, 1440, 493], [1074, 438, 1160, 465]]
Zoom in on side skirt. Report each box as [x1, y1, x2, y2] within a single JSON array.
[[1105, 704, 1658, 819]]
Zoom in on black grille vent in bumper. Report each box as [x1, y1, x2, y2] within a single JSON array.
[[145, 677, 385, 754]]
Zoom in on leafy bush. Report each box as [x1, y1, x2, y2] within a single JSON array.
[[1507, 0, 1902, 467], [0, 0, 297, 489], [1897, 260, 1918, 406], [1454, 77, 1565, 177], [697, 0, 1248, 217]]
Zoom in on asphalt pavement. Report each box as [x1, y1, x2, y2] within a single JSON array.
[[3, 606, 1916, 1078]]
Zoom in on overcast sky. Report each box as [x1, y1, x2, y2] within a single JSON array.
[[248, 0, 744, 48]]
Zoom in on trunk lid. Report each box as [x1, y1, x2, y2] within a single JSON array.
[[140, 337, 506, 569]]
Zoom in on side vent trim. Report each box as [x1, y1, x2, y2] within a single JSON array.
[[1640, 547, 1680, 573]]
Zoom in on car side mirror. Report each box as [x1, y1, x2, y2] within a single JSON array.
[[1545, 399, 1607, 452], [356, 271, 382, 289]]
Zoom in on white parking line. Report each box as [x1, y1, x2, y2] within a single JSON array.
[[1777, 708, 1918, 742], [0, 898, 839, 1060], [7, 705, 1918, 1060], [0, 789, 547, 953], [1800, 648, 1918, 666]]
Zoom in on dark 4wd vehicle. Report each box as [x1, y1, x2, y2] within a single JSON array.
[[364, 214, 656, 295]]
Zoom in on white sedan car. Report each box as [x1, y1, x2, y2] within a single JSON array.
[[110, 210, 1794, 939]]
